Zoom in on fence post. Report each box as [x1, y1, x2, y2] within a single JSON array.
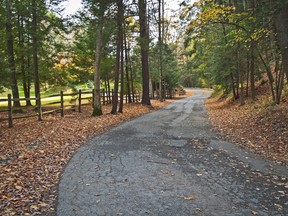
[[8, 94, 13, 128], [78, 89, 82, 113], [37, 93, 42, 121], [60, 91, 64, 117]]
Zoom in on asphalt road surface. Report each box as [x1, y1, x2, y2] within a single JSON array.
[[57, 89, 288, 216]]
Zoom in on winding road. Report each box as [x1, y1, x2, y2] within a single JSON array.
[[57, 89, 288, 216]]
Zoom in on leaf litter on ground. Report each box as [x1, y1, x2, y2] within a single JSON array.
[[0, 93, 195, 216], [205, 93, 288, 167]]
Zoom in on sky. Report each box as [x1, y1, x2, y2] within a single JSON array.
[[62, 0, 83, 15], [63, 0, 185, 16]]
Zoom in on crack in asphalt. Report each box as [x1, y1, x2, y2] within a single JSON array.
[[57, 89, 288, 216]]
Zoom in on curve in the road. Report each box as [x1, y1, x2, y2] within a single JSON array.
[[57, 89, 288, 216]]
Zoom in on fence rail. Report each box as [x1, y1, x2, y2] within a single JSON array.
[[0, 89, 140, 128]]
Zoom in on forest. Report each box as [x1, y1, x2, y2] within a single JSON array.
[[1, 0, 288, 215], [1, 0, 288, 112]]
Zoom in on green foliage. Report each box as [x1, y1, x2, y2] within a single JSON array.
[[179, 0, 285, 102], [149, 42, 181, 90], [0, 0, 67, 95]]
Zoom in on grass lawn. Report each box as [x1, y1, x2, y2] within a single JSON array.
[[0, 86, 93, 108]]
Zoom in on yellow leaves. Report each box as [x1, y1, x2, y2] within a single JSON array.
[[1, 195, 9, 199], [3, 168, 12, 172], [192, 1, 201, 7], [15, 185, 23, 191], [6, 177, 15, 182], [251, 210, 258, 215], [183, 195, 197, 201], [186, 3, 236, 34], [274, 203, 283, 210]]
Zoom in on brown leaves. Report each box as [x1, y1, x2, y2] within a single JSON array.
[[274, 203, 283, 210], [251, 210, 258, 215], [183, 195, 197, 201], [0, 100, 173, 215], [205, 95, 288, 167]]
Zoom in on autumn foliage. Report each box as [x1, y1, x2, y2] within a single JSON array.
[[0, 100, 172, 215]]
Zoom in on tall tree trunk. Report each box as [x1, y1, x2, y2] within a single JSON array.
[[258, 49, 275, 101], [221, 23, 237, 99], [274, 3, 288, 85], [92, 6, 105, 116], [107, 77, 111, 104], [231, 73, 236, 100], [18, 15, 32, 106], [246, 52, 250, 97], [111, 0, 122, 114], [274, 54, 284, 104], [128, 43, 135, 102], [249, 0, 256, 101], [158, 0, 163, 102], [27, 36, 32, 103], [32, 0, 41, 106], [235, 70, 239, 99], [250, 41, 256, 101], [104, 77, 107, 95], [5, 0, 21, 107], [138, 0, 151, 106], [118, 0, 124, 113], [238, 46, 245, 105], [124, 29, 132, 103], [237, 53, 245, 106]]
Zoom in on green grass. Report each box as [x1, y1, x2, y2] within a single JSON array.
[[0, 96, 93, 109], [0, 84, 114, 109]]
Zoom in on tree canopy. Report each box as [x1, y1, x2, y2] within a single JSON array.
[[1, 0, 287, 111]]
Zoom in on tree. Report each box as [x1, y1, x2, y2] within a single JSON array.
[[92, 1, 106, 116], [16, 4, 32, 106], [124, 26, 132, 103], [158, 0, 164, 102], [150, 42, 181, 96], [274, 2, 288, 85], [5, 0, 21, 107], [111, 0, 123, 114], [1, 0, 66, 108], [138, 0, 151, 105], [32, 0, 41, 107], [180, 0, 287, 104], [118, 0, 124, 113]]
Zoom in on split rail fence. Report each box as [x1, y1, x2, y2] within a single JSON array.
[[0, 89, 140, 128]]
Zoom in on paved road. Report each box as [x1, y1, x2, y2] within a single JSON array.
[[57, 89, 288, 216]]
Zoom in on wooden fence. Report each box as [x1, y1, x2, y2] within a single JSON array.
[[0, 89, 140, 128]]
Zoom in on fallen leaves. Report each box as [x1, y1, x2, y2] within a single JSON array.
[[274, 203, 283, 210], [183, 195, 197, 201], [0, 99, 174, 215], [251, 210, 258, 215], [205, 94, 288, 167]]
